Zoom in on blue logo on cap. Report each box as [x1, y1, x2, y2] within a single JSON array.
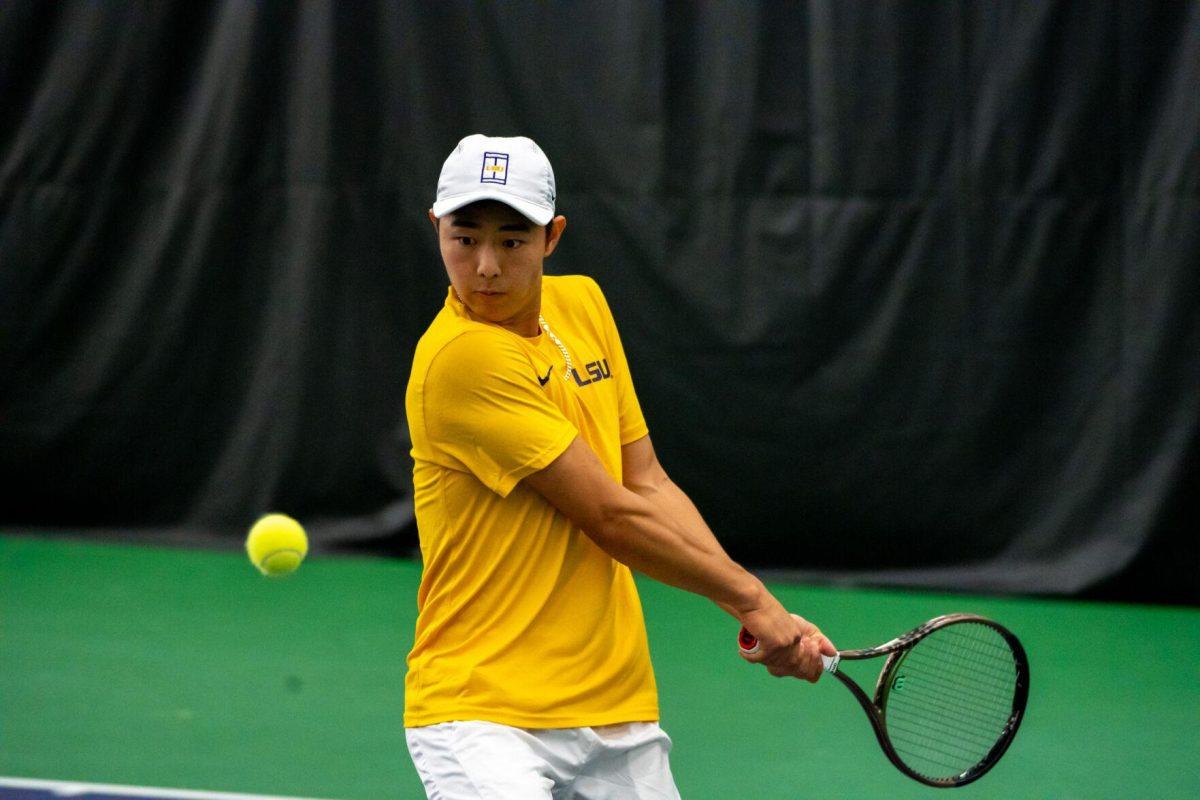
[[481, 152, 509, 185]]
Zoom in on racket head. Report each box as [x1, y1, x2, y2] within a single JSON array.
[[866, 615, 1029, 787]]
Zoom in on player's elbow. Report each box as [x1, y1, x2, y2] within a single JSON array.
[[623, 469, 669, 498]]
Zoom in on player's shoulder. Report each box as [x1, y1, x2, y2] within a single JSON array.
[[544, 274, 610, 317], [545, 273, 604, 298], [418, 326, 526, 377], [417, 302, 500, 353]]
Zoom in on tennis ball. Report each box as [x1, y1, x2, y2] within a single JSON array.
[[246, 513, 308, 576]]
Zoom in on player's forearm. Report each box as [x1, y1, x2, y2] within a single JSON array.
[[523, 436, 773, 617], [591, 489, 767, 614], [628, 474, 726, 555], [625, 475, 754, 617]]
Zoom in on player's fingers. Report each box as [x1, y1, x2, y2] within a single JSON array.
[[758, 643, 802, 675], [781, 656, 818, 682], [799, 637, 824, 682], [775, 646, 809, 680], [789, 614, 836, 660], [755, 637, 816, 682], [771, 643, 809, 682]]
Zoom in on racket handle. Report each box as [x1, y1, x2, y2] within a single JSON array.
[[737, 626, 762, 654], [737, 627, 841, 673]]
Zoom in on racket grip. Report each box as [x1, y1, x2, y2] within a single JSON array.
[[737, 627, 840, 673]]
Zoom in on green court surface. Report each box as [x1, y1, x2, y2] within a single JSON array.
[[1, 534, 1197, 799]]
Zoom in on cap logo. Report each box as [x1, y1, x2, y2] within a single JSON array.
[[480, 152, 509, 185]]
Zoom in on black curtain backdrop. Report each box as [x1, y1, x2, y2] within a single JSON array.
[[2, 2, 1196, 601]]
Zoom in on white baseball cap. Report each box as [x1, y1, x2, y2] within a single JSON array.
[[431, 134, 556, 225]]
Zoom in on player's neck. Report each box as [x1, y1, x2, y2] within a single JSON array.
[[501, 309, 542, 338], [459, 298, 542, 338]]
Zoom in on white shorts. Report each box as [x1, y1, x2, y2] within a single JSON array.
[[405, 720, 681, 800]]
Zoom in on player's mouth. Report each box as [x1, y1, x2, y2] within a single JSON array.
[[475, 290, 504, 297]]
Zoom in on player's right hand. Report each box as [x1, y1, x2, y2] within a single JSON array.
[[739, 609, 835, 683]]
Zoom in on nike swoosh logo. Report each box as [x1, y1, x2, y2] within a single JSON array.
[[537, 366, 553, 386]]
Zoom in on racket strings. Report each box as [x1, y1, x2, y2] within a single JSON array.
[[886, 631, 1016, 773], [886, 725, 1000, 772], [887, 715, 1005, 757], [887, 694, 1011, 758], [906, 663, 1017, 705], [886, 693, 1010, 747], [888, 694, 1012, 770], [888, 641, 1015, 751], [882, 623, 1019, 780]]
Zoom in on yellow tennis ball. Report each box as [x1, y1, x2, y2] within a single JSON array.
[[246, 513, 308, 576]]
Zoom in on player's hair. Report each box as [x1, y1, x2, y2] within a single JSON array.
[[438, 200, 554, 242]]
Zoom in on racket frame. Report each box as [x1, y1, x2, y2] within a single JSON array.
[[827, 613, 1030, 788]]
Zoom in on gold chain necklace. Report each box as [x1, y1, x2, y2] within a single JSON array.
[[538, 314, 574, 382]]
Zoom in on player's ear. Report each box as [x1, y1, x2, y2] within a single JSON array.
[[429, 209, 440, 234], [543, 215, 567, 257]]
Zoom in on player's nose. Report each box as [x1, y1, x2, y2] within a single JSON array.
[[476, 245, 501, 278]]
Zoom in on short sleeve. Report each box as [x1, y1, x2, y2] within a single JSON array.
[[422, 331, 578, 496], [587, 280, 649, 445]]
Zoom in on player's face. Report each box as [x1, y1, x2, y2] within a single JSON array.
[[432, 201, 565, 337]]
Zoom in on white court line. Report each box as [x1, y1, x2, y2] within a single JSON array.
[[0, 777, 337, 800]]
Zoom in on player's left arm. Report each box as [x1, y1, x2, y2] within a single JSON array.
[[620, 434, 738, 614], [619, 433, 835, 666]]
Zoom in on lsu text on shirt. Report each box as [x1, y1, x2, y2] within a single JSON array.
[[404, 274, 657, 728]]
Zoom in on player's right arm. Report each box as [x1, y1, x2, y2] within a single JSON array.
[[421, 328, 823, 680], [523, 436, 828, 682]]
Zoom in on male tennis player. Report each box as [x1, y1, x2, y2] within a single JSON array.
[[404, 134, 835, 798]]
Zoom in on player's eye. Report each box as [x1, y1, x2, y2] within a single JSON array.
[[503, 239, 525, 249], [455, 236, 474, 246]]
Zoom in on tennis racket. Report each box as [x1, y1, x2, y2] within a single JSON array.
[[738, 613, 1029, 788]]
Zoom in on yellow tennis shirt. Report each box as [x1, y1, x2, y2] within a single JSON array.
[[403, 274, 658, 728]]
